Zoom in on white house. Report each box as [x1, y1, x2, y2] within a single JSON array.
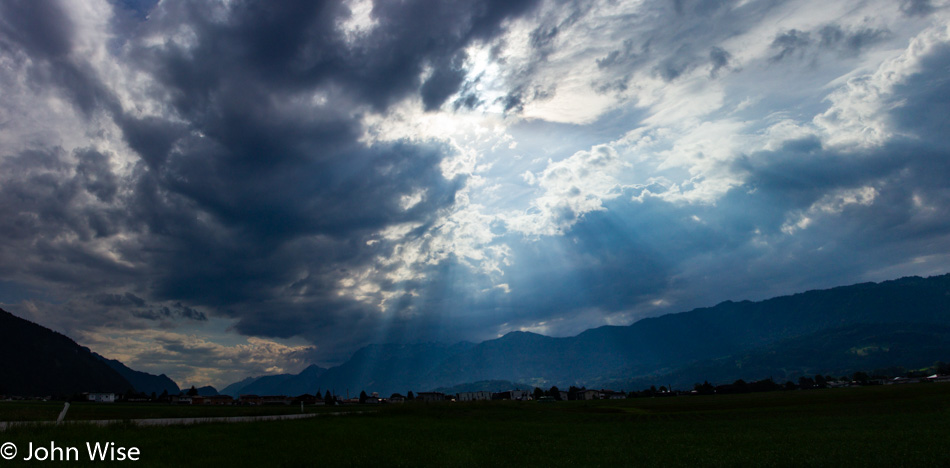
[[86, 392, 116, 403]]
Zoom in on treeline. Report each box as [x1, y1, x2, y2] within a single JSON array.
[[642, 361, 950, 398], [342, 361, 950, 404]]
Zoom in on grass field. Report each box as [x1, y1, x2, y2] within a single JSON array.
[[2, 384, 949, 466]]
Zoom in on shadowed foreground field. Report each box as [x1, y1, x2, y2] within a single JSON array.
[[2, 384, 948, 466]]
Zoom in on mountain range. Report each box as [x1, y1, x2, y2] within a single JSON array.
[[3, 273, 949, 398], [0, 308, 132, 397], [93, 353, 181, 396], [219, 364, 327, 397], [219, 274, 950, 396]]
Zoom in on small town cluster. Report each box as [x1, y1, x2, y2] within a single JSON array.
[[79, 387, 621, 405], [72, 371, 950, 405]]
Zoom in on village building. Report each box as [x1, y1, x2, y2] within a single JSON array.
[[457, 391, 492, 401], [292, 394, 319, 405], [261, 395, 293, 405], [85, 392, 116, 403], [492, 390, 529, 400], [169, 395, 192, 405], [203, 395, 234, 405], [571, 389, 601, 400], [416, 392, 445, 402], [238, 395, 263, 405]]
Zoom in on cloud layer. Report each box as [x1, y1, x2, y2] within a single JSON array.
[[2, 0, 950, 386]]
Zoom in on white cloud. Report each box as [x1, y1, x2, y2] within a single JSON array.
[[815, 23, 950, 148], [338, 0, 378, 42], [505, 144, 627, 236], [782, 186, 878, 234]]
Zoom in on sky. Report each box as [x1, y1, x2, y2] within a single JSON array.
[[2, 0, 950, 388]]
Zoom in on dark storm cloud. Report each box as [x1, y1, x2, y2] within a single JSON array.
[[769, 29, 812, 62], [709, 46, 731, 77], [0, 147, 126, 255], [596, 39, 644, 70], [421, 53, 468, 111], [770, 24, 890, 63], [0, 1, 121, 116], [818, 25, 890, 56], [900, 0, 935, 17], [91, 292, 147, 308], [75, 149, 119, 203], [888, 42, 950, 142], [129, 0, 541, 113], [0, 0, 73, 59], [0, 0, 543, 356], [88, 293, 206, 321]]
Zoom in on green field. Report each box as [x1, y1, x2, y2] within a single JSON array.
[[2, 384, 949, 466]]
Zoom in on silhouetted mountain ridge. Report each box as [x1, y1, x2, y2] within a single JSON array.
[[93, 352, 181, 396], [606, 322, 950, 389], [220, 364, 327, 396], [254, 273, 950, 395], [0, 308, 133, 397]]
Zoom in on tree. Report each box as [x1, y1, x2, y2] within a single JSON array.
[[187, 386, 198, 396], [359, 390, 368, 404], [533, 387, 544, 400], [694, 381, 714, 395], [935, 361, 950, 375], [852, 371, 870, 384], [324, 390, 333, 406], [548, 386, 561, 400], [798, 376, 815, 389], [407, 391, 415, 401], [815, 374, 827, 388], [567, 386, 583, 400], [724, 380, 747, 393]]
